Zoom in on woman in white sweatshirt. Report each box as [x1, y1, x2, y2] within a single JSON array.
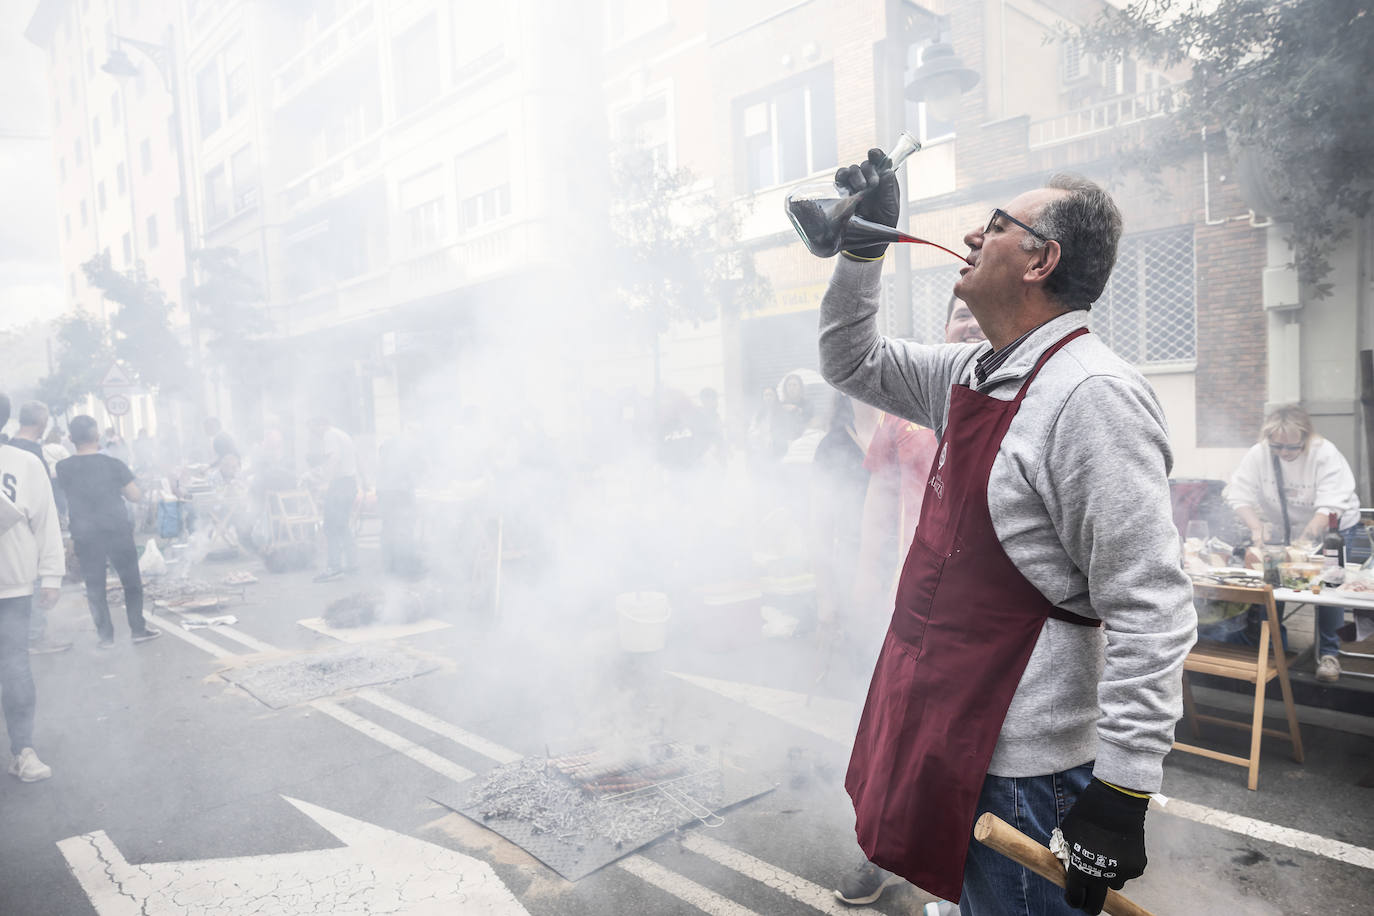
[[1223, 404, 1361, 681]]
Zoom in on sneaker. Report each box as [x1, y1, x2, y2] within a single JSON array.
[[834, 862, 903, 906], [131, 627, 162, 644], [313, 568, 343, 583], [1316, 654, 1341, 682], [28, 637, 73, 655], [8, 747, 52, 782], [97, 636, 115, 649]]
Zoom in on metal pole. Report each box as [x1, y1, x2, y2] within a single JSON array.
[[164, 32, 207, 422], [885, 0, 913, 338]]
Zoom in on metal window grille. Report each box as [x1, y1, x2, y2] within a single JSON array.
[[1093, 227, 1195, 364], [910, 267, 961, 344], [880, 267, 961, 342]]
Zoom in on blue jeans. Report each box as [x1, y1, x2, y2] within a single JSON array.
[[0, 595, 37, 754], [322, 477, 358, 572], [27, 588, 46, 642], [960, 762, 1093, 916], [1315, 523, 1365, 657], [1316, 604, 1347, 658]]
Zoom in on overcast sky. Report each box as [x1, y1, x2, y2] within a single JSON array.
[[0, 2, 64, 333]]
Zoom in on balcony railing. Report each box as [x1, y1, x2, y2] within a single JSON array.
[[273, 0, 376, 108], [280, 137, 383, 213], [286, 221, 536, 329], [392, 220, 530, 301], [288, 268, 389, 332], [1028, 87, 1179, 149]]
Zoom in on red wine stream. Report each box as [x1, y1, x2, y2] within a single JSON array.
[[893, 232, 969, 263]]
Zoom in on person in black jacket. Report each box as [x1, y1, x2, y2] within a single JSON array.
[[55, 416, 159, 648]]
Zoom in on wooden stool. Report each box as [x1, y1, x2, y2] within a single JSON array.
[[1174, 582, 1304, 790]]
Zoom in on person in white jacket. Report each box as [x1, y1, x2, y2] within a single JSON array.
[[1223, 404, 1361, 681], [0, 394, 65, 782]]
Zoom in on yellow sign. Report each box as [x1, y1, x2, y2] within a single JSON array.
[[749, 283, 828, 318]]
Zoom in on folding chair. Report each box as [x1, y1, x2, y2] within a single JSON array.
[[1174, 582, 1304, 790], [267, 489, 319, 548]]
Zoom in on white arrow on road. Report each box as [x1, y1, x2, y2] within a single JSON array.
[[57, 796, 530, 915]]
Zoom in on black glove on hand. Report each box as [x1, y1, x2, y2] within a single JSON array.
[[1060, 778, 1149, 915], [834, 148, 900, 261]]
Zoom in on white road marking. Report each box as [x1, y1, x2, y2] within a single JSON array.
[[616, 854, 762, 916], [667, 671, 859, 745], [143, 613, 238, 659], [356, 688, 521, 763], [298, 615, 452, 643], [667, 670, 1374, 876], [144, 605, 800, 914], [310, 699, 475, 783], [58, 795, 530, 915], [1159, 799, 1374, 870], [679, 833, 888, 915], [211, 625, 278, 653]]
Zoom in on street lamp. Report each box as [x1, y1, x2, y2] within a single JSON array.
[[882, 1, 980, 338], [102, 33, 206, 420], [906, 42, 980, 124], [99, 47, 142, 79]]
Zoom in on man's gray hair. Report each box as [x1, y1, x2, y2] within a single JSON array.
[[18, 401, 49, 428], [1020, 173, 1122, 311]]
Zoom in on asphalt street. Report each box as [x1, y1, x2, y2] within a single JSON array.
[[1, 540, 1371, 915]]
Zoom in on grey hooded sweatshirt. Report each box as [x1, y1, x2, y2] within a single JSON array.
[[820, 257, 1196, 793]]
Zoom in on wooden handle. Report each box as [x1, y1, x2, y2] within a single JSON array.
[[973, 813, 1157, 916]]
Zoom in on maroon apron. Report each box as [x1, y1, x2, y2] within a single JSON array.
[[845, 328, 1099, 902]]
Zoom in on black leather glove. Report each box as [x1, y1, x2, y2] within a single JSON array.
[[1060, 778, 1149, 915], [834, 148, 900, 260]]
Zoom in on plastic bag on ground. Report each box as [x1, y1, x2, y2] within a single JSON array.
[[139, 538, 168, 577]]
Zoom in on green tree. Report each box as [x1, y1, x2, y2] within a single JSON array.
[[608, 146, 771, 392], [192, 246, 270, 371], [0, 322, 56, 397], [34, 311, 113, 416], [82, 252, 190, 392], [1062, 0, 1374, 292]]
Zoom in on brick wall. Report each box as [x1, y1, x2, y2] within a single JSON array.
[[1194, 217, 1268, 446], [956, 116, 1031, 187]]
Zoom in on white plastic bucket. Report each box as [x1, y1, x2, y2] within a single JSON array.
[[616, 591, 671, 652]]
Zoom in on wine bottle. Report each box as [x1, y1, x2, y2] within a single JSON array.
[[1320, 512, 1345, 586]]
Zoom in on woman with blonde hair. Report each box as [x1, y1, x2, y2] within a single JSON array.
[[1223, 404, 1361, 681]]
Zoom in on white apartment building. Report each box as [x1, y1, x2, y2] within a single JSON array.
[[26, 0, 192, 435], [181, 0, 606, 456]]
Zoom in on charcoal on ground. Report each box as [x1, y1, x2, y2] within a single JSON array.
[[466, 744, 723, 850]]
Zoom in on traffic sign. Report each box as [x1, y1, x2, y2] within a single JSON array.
[[104, 394, 131, 417], [100, 362, 135, 390]]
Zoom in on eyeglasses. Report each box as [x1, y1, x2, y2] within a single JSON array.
[[1268, 440, 1306, 454], [985, 208, 1051, 244]]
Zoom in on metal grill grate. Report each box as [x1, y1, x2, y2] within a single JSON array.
[[1094, 227, 1196, 364]]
